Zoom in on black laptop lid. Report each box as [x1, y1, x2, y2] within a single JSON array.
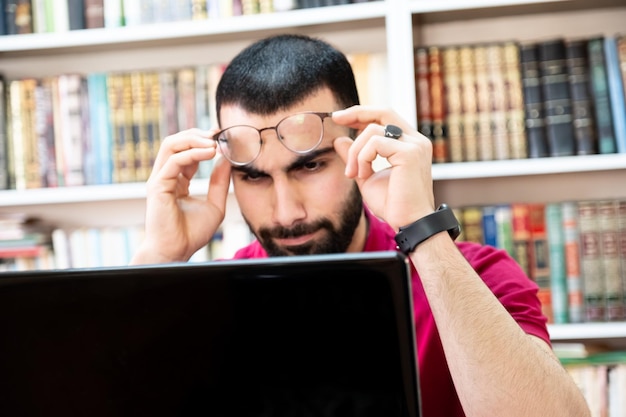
[[0, 251, 420, 417]]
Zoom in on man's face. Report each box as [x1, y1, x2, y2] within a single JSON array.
[[219, 88, 365, 256]]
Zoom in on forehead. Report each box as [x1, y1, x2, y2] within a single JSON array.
[[219, 87, 340, 128]]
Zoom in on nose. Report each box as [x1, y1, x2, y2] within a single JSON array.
[[270, 177, 307, 227]]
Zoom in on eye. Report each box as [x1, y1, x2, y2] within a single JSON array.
[[302, 160, 324, 172], [240, 170, 267, 183]]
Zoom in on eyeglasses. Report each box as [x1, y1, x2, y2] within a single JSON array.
[[213, 111, 333, 166]]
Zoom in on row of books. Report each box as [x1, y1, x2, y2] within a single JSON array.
[[0, 64, 225, 190], [0, 51, 386, 191], [560, 351, 626, 417], [0, 217, 260, 271], [454, 199, 626, 325], [0, 0, 375, 35], [416, 34, 626, 163]]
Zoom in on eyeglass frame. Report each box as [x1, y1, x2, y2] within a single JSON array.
[[212, 111, 334, 166]]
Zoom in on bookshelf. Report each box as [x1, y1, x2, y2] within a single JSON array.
[[1, 0, 626, 348]]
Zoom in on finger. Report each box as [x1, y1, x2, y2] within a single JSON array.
[[153, 128, 218, 171], [332, 106, 412, 132], [155, 147, 218, 182], [207, 156, 231, 215]]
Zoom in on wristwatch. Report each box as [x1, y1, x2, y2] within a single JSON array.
[[394, 204, 461, 254]]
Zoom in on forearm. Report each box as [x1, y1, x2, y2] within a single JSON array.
[[410, 232, 590, 417]]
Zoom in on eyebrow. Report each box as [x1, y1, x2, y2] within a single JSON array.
[[231, 146, 336, 177]]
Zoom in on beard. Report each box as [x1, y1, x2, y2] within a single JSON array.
[[245, 184, 363, 257]]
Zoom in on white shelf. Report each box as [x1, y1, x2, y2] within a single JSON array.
[[408, 0, 567, 13], [549, 322, 626, 349], [0, 2, 388, 54], [432, 153, 626, 180]]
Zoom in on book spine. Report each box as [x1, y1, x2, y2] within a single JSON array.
[[578, 200, 605, 322], [176, 67, 197, 131], [588, 37, 617, 154], [130, 71, 150, 182], [67, 0, 85, 30], [5, 0, 34, 34], [103, 0, 123, 27], [8, 80, 27, 190], [34, 77, 58, 188], [597, 199, 624, 321], [459, 45, 479, 162], [460, 206, 484, 244], [502, 41, 527, 160], [562, 201, 584, 323], [429, 46, 448, 163], [604, 36, 626, 154], [442, 46, 461, 163], [0, 75, 8, 190], [511, 202, 531, 278], [56, 74, 86, 186], [143, 71, 161, 181], [414, 47, 433, 142], [537, 38, 576, 157], [546, 202, 568, 324], [158, 69, 180, 138], [481, 205, 497, 247], [565, 39, 598, 155], [106, 72, 134, 183], [520, 43, 549, 158], [528, 202, 553, 323], [86, 72, 112, 185], [486, 42, 510, 160], [618, 201, 626, 322], [84, 0, 105, 28], [473, 44, 494, 161], [494, 203, 515, 257]]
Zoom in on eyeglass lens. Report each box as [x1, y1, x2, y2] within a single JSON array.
[[215, 112, 328, 165]]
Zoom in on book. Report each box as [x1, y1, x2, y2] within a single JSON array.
[[84, 0, 105, 28], [441, 45, 462, 163], [460, 206, 483, 244], [604, 36, 626, 154], [53, 74, 89, 187], [53, 0, 69, 31], [596, 199, 624, 321], [578, 200, 605, 322], [520, 43, 549, 158], [511, 202, 531, 278], [34, 77, 58, 188], [158, 69, 179, 139], [103, 0, 123, 27], [86, 72, 112, 185], [0, 74, 8, 190], [459, 45, 479, 162], [473, 44, 495, 161], [176, 67, 197, 131], [130, 71, 150, 182], [414, 46, 433, 141], [106, 72, 135, 183], [528, 203, 552, 323], [429, 45, 448, 163], [8, 78, 41, 190], [502, 41, 527, 160], [67, 0, 85, 30], [494, 203, 514, 257], [545, 202, 568, 324], [588, 36, 617, 155], [561, 201, 584, 323], [537, 38, 576, 157], [486, 42, 510, 161], [565, 38, 597, 155], [481, 204, 497, 247], [5, 0, 34, 34]]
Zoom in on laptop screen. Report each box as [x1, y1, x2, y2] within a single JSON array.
[[0, 251, 420, 417]]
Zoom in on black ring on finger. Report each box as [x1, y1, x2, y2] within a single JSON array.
[[384, 124, 403, 140]]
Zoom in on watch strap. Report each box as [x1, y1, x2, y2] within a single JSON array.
[[394, 204, 461, 254]]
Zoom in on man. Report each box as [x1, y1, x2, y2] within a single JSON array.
[[131, 34, 589, 416]]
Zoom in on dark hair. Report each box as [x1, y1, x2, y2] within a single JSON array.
[[215, 33, 360, 122]]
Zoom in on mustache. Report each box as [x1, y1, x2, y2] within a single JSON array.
[[259, 219, 334, 240]]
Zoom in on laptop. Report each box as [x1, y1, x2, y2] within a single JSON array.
[[0, 251, 421, 417]]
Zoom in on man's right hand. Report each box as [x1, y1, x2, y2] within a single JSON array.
[[130, 128, 231, 265]]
